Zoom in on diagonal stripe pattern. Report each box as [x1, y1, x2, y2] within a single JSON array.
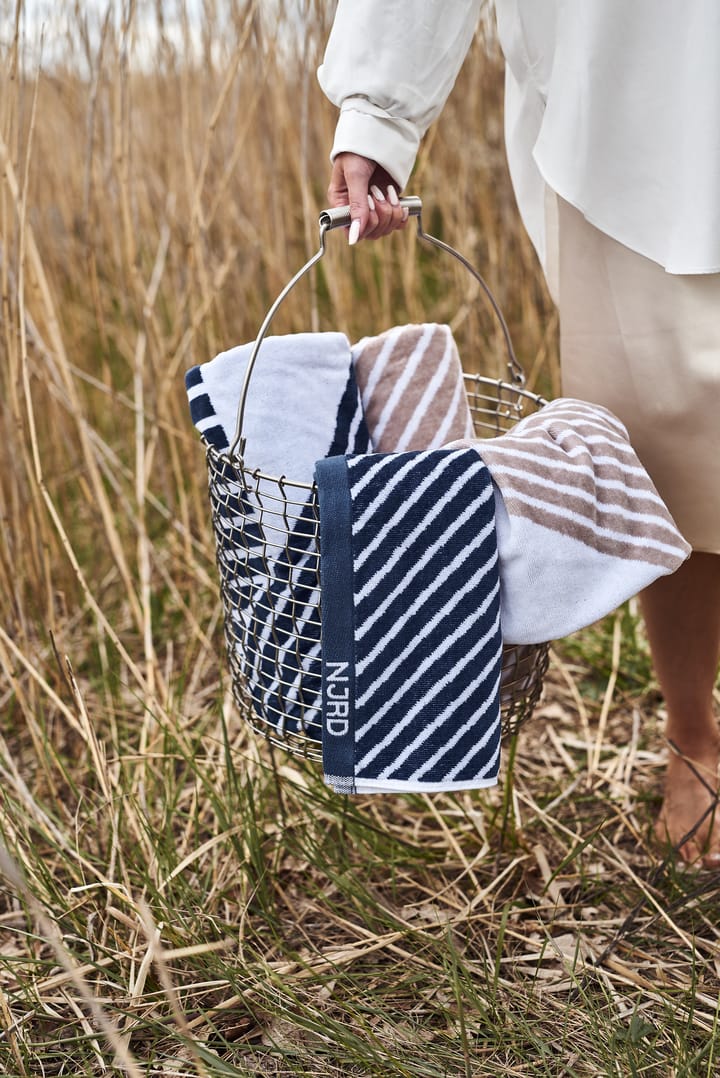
[[316, 448, 503, 794], [352, 324, 474, 453], [203, 364, 369, 742], [476, 399, 690, 564], [208, 457, 324, 739], [448, 397, 692, 644]]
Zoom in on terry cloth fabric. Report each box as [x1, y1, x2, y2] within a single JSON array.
[[187, 332, 369, 740], [315, 448, 503, 795], [208, 467, 325, 738], [185, 331, 368, 468], [351, 324, 474, 453], [448, 398, 692, 645]]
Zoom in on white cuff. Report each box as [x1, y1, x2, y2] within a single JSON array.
[[330, 99, 421, 190]]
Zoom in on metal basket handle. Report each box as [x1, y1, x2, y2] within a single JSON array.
[[231, 195, 524, 457]]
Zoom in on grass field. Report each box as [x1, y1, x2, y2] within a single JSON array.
[[1, 3, 719, 1075]]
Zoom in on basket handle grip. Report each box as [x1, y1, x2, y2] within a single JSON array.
[[230, 195, 524, 457], [317, 197, 423, 229]]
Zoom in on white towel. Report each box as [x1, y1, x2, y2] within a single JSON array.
[[448, 398, 691, 644], [185, 331, 368, 472]]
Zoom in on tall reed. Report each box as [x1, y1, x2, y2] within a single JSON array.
[[4, 6, 712, 1077]]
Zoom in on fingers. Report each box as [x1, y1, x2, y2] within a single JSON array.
[[362, 183, 407, 241], [327, 153, 408, 244]]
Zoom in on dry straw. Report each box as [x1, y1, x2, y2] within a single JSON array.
[[0, 3, 718, 1076]]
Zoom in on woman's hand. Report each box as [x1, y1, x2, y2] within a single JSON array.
[[327, 152, 408, 244]]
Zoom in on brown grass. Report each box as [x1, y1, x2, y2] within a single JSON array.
[[0, 4, 718, 1076]]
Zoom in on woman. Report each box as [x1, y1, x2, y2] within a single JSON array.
[[318, 1, 720, 867]]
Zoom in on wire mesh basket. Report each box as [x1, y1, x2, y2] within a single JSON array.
[[203, 199, 550, 761]]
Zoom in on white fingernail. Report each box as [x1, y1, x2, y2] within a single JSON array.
[[387, 185, 399, 206], [370, 185, 386, 202], [348, 219, 361, 245], [401, 206, 409, 221], [368, 194, 375, 211]]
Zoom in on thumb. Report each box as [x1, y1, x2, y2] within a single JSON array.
[[333, 153, 375, 243], [346, 179, 370, 245]]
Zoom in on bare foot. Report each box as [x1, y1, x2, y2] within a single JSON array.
[[654, 735, 720, 868]]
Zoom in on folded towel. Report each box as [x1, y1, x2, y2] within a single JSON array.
[[188, 332, 369, 739], [315, 448, 503, 795], [448, 399, 692, 644], [352, 324, 474, 452], [185, 331, 368, 467]]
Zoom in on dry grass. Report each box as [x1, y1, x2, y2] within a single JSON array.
[[0, 3, 718, 1075]]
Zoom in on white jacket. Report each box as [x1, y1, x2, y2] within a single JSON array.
[[318, 1, 720, 274]]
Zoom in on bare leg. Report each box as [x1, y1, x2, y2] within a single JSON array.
[[639, 552, 720, 867]]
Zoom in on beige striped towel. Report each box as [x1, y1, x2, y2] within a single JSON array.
[[448, 398, 691, 644], [352, 324, 474, 452]]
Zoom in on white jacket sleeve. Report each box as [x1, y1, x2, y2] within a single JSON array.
[[318, 1, 482, 189]]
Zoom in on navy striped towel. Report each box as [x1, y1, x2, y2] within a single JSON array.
[[315, 448, 503, 795], [186, 333, 369, 740]]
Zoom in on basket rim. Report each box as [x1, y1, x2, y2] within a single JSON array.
[[206, 373, 548, 493], [208, 368, 552, 752]]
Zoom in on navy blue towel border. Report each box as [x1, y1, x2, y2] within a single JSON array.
[[315, 455, 356, 787]]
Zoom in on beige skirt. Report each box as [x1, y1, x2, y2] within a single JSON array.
[[551, 195, 720, 554]]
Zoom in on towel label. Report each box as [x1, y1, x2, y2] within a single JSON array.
[[325, 662, 350, 736], [317, 456, 357, 789], [317, 448, 505, 794]]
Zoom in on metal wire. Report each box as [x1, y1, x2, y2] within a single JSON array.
[[206, 199, 550, 758], [231, 197, 523, 458], [207, 372, 550, 760]]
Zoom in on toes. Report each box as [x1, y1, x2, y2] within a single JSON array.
[[679, 839, 704, 866], [663, 822, 720, 870], [654, 814, 706, 867], [701, 837, 720, 869]]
